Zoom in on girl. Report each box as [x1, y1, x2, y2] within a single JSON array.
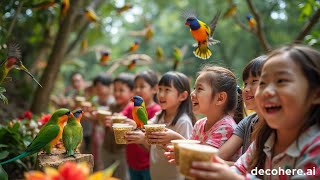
[[165, 66, 243, 161], [190, 45, 320, 179], [121, 70, 161, 180], [131, 72, 195, 180], [219, 55, 267, 162]]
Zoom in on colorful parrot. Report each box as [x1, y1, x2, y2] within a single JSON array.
[[184, 11, 221, 60], [126, 40, 140, 53], [62, 109, 84, 158], [32, 0, 60, 10], [131, 96, 148, 129], [0, 43, 42, 87], [172, 45, 188, 71], [116, 4, 133, 14], [156, 47, 164, 61], [222, 4, 237, 19], [246, 15, 256, 30], [100, 51, 110, 65], [80, 39, 88, 54], [0, 108, 71, 165], [84, 8, 100, 23]]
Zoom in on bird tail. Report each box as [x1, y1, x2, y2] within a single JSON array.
[[0, 152, 29, 165], [66, 149, 75, 157], [193, 42, 212, 60]]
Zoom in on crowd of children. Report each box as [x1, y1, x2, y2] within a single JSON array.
[[55, 44, 320, 179]]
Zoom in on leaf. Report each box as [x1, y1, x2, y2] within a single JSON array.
[[299, 3, 313, 21], [0, 151, 9, 160], [0, 144, 8, 148]]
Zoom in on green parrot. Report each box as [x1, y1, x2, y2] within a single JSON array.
[[131, 96, 148, 128], [0, 108, 71, 165], [62, 109, 84, 157], [0, 43, 42, 87]]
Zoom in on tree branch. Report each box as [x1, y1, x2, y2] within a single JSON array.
[[294, 8, 320, 43], [6, 1, 24, 39], [233, 16, 253, 34], [246, 0, 272, 52]]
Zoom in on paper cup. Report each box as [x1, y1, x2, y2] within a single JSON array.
[[111, 115, 127, 124], [179, 144, 219, 178], [75, 96, 86, 107], [144, 124, 166, 144], [112, 125, 133, 144], [170, 140, 200, 165], [96, 110, 112, 125]]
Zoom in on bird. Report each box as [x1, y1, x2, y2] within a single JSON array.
[[59, 0, 70, 20], [126, 40, 140, 53], [131, 96, 148, 129], [184, 11, 221, 60], [84, 8, 100, 23], [62, 109, 84, 158], [100, 51, 110, 65], [115, 4, 133, 14], [156, 47, 164, 61], [127, 59, 137, 70], [222, 4, 237, 19], [31, 0, 60, 10], [246, 15, 256, 30], [0, 43, 42, 87], [0, 108, 71, 165], [144, 25, 154, 41]]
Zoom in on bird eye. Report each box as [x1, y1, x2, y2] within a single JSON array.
[[65, 111, 71, 115]]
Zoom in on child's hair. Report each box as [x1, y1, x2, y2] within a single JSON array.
[[93, 74, 113, 86], [114, 73, 134, 90], [242, 55, 267, 82], [157, 72, 196, 125], [134, 70, 159, 103], [198, 66, 244, 122], [250, 44, 320, 171]]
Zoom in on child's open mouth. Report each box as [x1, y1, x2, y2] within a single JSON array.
[[245, 96, 254, 100], [265, 104, 282, 113]]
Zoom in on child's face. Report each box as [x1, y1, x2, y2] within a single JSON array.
[[191, 73, 215, 115], [95, 82, 111, 99], [255, 55, 312, 131], [134, 77, 156, 104], [114, 81, 133, 106], [157, 84, 182, 111], [243, 74, 260, 111]]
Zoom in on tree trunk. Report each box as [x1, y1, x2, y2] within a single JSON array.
[[31, 0, 82, 113]]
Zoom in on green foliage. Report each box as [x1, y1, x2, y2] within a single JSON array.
[[0, 87, 8, 105]]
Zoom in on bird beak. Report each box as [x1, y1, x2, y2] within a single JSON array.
[[185, 22, 190, 26], [19, 64, 43, 88], [130, 97, 134, 102]]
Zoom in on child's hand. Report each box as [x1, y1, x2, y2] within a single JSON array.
[[147, 128, 178, 144], [123, 118, 137, 129], [164, 145, 176, 164], [190, 156, 244, 180], [125, 130, 146, 144], [104, 115, 112, 128]]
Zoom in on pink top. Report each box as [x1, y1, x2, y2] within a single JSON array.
[[191, 115, 237, 148], [121, 103, 161, 170], [232, 125, 320, 179]]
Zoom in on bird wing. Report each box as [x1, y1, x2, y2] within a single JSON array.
[[63, 123, 83, 150], [137, 107, 148, 125], [209, 11, 221, 37], [26, 124, 60, 153]]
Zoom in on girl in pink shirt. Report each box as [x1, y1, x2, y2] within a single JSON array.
[[165, 66, 243, 162], [190, 45, 320, 179]]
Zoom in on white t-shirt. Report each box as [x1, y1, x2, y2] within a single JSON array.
[[149, 111, 193, 180]]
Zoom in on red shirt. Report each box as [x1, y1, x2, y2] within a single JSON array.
[[121, 103, 161, 170]]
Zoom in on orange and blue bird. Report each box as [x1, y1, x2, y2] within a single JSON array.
[[246, 15, 256, 30], [222, 4, 237, 19], [100, 51, 110, 65], [131, 96, 148, 129], [127, 59, 137, 70], [127, 40, 140, 53], [184, 11, 220, 60]]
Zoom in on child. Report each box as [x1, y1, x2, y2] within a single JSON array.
[[91, 74, 115, 170], [165, 66, 243, 161], [127, 72, 195, 180], [121, 70, 161, 180], [190, 45, 320, 179], [219, 55, 267, 162], [102, 73, 134, 180]]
